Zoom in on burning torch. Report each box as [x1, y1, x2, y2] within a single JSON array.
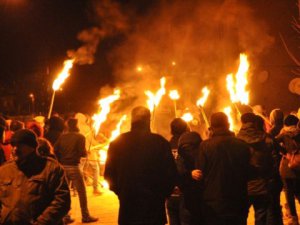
[[196, 86, 210, 128], [48, 59, 74, 119], [169, 90, 180, 118]]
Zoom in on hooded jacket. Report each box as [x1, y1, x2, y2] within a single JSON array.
[[237, 122, 273, 195], [276, 125, 300, 178]]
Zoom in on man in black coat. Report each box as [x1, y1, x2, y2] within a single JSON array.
[[196, 112, 251, 225], [104, 106, 178, 225]]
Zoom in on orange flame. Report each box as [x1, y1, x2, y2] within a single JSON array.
[[92, 89, 121, 135], [169, 90, 180, 100], [196, 86, 210, 107], [226, 53, 250, 105], [110, 115, 127, 141], [52, 59, 74, 91], [145, 77, 166, 112], [181, 112, 193, 122], [223, 106, 234, 131]]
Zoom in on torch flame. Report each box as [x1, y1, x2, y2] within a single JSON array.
[[110, 115, 127, 141], [223, 106, 234, 131], [226, 54, 249, 105], [52, 59, 74, 91], [145, 77, 166, 112], [92, 89, 121, 135], [196, 86, 210, 107], [169, 90, 180, 100], [181, 112, 193, 122]]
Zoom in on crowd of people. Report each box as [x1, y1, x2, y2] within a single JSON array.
[[0, 105, 300, 225]]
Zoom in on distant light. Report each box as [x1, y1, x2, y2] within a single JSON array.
[[136, 66, 143, 72], [172, 61, 176, 66]]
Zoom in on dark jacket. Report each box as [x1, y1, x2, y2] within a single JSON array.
[[196, 128, 251, 217], [177, 132, 203, 217], [0, 153, 70, 225], [276, 126, 300, 179], [237, 122, 274, 195], [54, 132, 87, 166], [104, 124, 177, 225]]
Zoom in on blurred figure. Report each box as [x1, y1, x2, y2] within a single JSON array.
[[237, 113, 274, 225], [178, 131, 203, 225], [276, 115, 300, 225], [167, 118, 190, 225], [76, 113, 101, 195], [0, 129, 70, 224], [269, 109, 284, 139], [37, 137, 56, 159], [44, 116, 65, 146], [26, 121, 44, 138], [105, 106, 177, 225], [196, 112, 251, 225], [54, 118, 98, 223], [265, 110, 284, 225]]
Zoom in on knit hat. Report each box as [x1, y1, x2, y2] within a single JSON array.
[[178, 131, 202, 148], [284, 115, 299, 126], [170, 118, 189, 136], [11, 129, 38, 148]]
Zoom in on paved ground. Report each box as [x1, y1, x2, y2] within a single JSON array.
[[69, 184, 298, 225]]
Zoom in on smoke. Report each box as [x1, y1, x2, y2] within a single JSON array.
[[106, 0, 274, 112], [67, 0, 128, 65]]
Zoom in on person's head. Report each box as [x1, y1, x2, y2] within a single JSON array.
[[131, 106, 151, 129], [37, 138, 54, 157], [11, 129, 38, 162], [170, 118, 189, 136], [269, 109, 284, 126], [67, 118, 79, 132], [240, 112, 256, 124], [10, 120, 24, 132], [284, 114, 299, 127], [26, 121, 43, 137], [210, 112, 229, 130], [48, 116, 65, 132]]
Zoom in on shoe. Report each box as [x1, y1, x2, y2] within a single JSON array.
[[93, 189, 102, 196], [63, 216, 75, 224], [82, 216, 99, 223]]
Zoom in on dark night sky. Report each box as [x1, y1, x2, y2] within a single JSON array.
[[0, 0, 299, 115]]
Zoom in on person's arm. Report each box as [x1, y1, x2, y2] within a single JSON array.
[[34, 163, 71, 225]]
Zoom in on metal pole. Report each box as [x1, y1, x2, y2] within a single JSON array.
[[199, 106, 210, 128], [47, 91, 56, 119]]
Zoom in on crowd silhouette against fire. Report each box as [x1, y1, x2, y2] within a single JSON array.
[[0, 105, 300, 225]]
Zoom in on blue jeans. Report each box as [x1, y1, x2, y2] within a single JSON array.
[[63, 165, 90, 218]]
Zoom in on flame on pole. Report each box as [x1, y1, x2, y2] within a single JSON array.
[[181, 112, 193, 123], [145, 77, 166, 127], [196, 86, 210, 127], [226, 53, 250, 116], [223, 106, 235, 131], [169, 90, 180, 117], [92, 89, 121, 135], [48, 59, 74, 119], [110, 115, 127, 141]]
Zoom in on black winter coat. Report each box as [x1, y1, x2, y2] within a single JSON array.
[[104, 125, 177, 225]]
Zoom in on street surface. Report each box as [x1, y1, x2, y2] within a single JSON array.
[[69, 184, 297, 225]]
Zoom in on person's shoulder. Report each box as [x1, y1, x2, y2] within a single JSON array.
[[150, 133, 169, 142], [0, 160, 16, 173]]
